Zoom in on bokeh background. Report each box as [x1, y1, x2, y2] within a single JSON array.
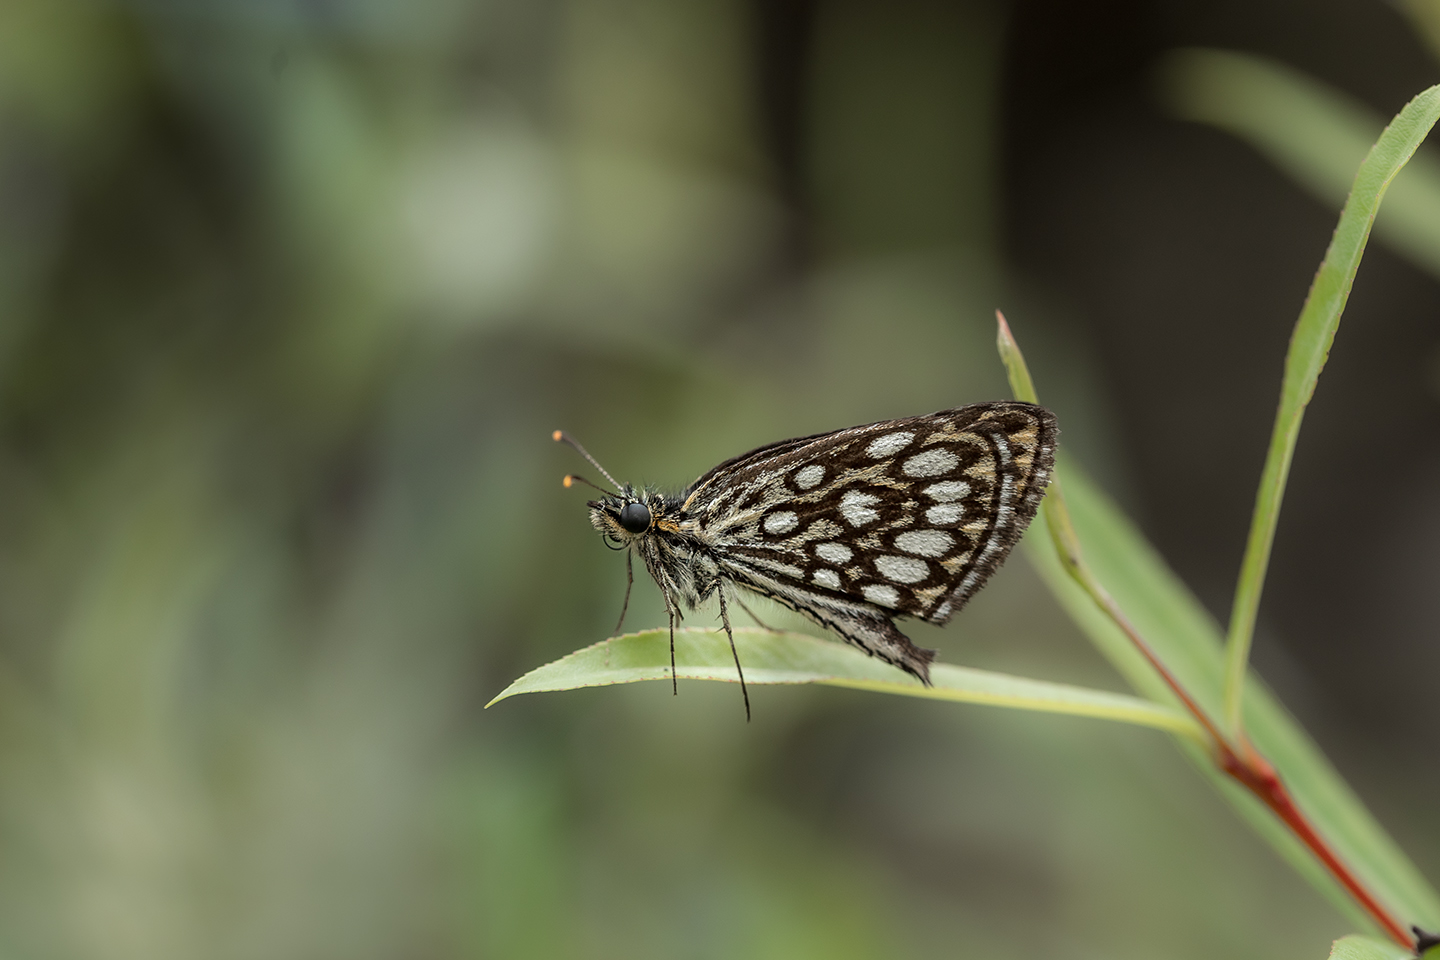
[[0, 0, 1436, 957]]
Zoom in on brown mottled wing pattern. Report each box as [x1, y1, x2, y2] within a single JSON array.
[[681, 402, 1057, 642]]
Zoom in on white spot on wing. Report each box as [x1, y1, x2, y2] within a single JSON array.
[[992, 471, 1016, 529], [991, 432, 1012, 466], [793, 464, 825, 489], [815, 542, 853, 563], [924, 480, 970, 501], [903, 448, 960, 477], [866, 431, 915, 458], [875, 555, 928, 583], [763, 511, 799, 535], [934, 600, 952, 619], [813, 569, 841, 590], [926, 503, 963, 525], [862, 584, 900, 607], [839, 490, 880, 526], [895, 529, 953, 557]]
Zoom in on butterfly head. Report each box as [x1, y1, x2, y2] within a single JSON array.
[[554, 429, 667, 546], [585, 488, 665, 546]]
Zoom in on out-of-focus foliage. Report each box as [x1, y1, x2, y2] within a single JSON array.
[[0, 0, 1433, 958], [1160, 49, 1440, 280], [1403, 0, 1440, 58]]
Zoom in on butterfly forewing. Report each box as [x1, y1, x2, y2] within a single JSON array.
[[682, 402, 1056, 626]]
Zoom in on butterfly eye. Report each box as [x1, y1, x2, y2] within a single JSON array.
[[618, 502, 651, 533]]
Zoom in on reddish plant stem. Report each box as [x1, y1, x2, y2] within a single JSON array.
[[1044, 490, 1232, 750], [1220, 744, 1414, 948], [1011, 318, 1416, 950], [1085, 570, 1414, 949]]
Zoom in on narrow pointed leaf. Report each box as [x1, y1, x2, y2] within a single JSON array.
[[1209, 71, 1440, 734], [488, 628, 1202, 739]]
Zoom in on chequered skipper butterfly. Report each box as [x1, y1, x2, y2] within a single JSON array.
[[556, 401, 1057, 719]]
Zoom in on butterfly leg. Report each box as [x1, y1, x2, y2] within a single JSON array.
[[645, 554, 681, 695], [734, 595, 780, 633], [604, 551, 636, 669], [614, 549, 634, 636], [716, 589, 751, 722], [659, 584, 677, 696], [667, 607, 677, 694]]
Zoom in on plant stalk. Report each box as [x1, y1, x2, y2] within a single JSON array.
[[998, 312, 1415, 951], [1222, 408, 1300, 737], [1047, 469, 1414, 949], [1218, 743, 1415, 948]]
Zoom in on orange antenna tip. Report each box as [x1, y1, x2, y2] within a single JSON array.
[[563, 475, 574, 488], [552, 432, 624, 492]]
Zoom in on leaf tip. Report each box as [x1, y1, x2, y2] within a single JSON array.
[[995, 309, 1014, 349], [995, 310, 1042, 405]]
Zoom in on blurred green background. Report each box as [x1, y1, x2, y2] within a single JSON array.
[[0, 0, 1436, 957]]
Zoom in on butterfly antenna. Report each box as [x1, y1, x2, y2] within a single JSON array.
[[562, 474, 610, 493], [553, 430, 624, 492]]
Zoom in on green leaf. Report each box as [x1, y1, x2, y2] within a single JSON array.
[[488, 627, 1204, 739], [1159, 48, 1440, 281], [1239, 76, 1438, 732], [1025, 460, 1440, 934], [1143, 56, 1440, 936], [1160, 54, 1440, 735], [1326, 934, 1414, 960]]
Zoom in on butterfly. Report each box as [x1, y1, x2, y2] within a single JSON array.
[[555, 401, 1058, 719]]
